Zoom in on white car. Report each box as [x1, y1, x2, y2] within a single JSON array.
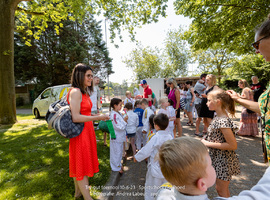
[[32, 84, 71, 118]]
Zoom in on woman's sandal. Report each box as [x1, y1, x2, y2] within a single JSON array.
[[187, 122, 194, 126]]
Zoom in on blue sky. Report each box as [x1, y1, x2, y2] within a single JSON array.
[[100, 0, 192, 84]]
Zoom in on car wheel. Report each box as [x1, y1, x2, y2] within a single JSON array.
[[34, 108, 40, 119]]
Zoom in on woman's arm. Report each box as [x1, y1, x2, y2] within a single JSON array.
[[190, 88, 195, 103], [69, 89, 109, 123], [227, 90, 260, 114], [201, 128, 237, 150], [175, 89, 180, 110]]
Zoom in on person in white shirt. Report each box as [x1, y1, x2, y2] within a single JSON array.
[[123, 91, 135, 106], [90, 76, 101, 114], [157, 98, 173, 137], [133, 87, 142, 99], [134, 113, 173, 200], [167, 99, 176, 138], [141, 98, 154, 142], [109, 98, 128, 174], [124, 102, 139, 161]]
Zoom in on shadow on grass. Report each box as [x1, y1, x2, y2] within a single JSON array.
[[0, 123, 110, 200]]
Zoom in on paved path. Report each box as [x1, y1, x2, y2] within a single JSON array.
[[16, 109, 32, 115], [112, 108, 268, 199]]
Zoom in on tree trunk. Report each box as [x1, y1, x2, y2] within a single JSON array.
[[0, 0, 21, 124]]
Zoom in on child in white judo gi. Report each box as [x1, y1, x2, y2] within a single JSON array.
[[134, 113, 173, 200], [109, 98, 128, 174], [157, 98, 173, 137], [123, 90, 135, 106], [141, 98, 154, 142], [124, 102, 139, 161]]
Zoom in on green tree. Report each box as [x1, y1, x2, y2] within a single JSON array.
[[15, 16, 112, 95], [227, 54, 270, 84], [174, 0, 269, 54], [123, 45, 162, 81], [1, 0, 167, 124], [193, 44, 235, 84], [162, 27, 189, 77]]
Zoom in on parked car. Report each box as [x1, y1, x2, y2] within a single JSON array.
[[32, 84, 71, 118]]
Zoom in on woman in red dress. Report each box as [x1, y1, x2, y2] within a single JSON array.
[[68, 63, 109, 199]]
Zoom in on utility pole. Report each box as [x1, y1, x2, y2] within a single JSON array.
[[105, 18, 110, 102]]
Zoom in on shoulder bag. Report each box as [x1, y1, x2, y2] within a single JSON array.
[[45, 89, 84, 138]]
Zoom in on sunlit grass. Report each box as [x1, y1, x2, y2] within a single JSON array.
[[0, 116, 110, 200]]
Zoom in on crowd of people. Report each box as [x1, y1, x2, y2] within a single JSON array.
[[64, 14, 270, 200]]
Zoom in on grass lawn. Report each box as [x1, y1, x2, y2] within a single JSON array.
[[0, 115, 110, 200]]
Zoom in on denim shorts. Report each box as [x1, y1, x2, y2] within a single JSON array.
[[127, 133, 136, 138]]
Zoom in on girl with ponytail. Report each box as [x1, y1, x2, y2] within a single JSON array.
[[201, 89, 240, 197]]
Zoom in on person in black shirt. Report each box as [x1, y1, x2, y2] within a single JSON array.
[[250, 76, 266, 102]]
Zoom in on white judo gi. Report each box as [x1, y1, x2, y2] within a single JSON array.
[[134, 130, 173, 200], [110, 110, 127, 171], [167, 105, 176, 138], [142, 107, 154, 144]]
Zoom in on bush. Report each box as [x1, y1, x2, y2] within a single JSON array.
[[102, 103, 110, 107], [16, 96, 24, 106]]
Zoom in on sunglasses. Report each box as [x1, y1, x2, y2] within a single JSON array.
[[252, 35, 270, 50], [86, 74, 93, 79]]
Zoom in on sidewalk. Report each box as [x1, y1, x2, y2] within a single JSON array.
[[100, 108, 268, 199]]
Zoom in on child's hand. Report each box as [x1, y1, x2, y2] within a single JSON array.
[[124, 115, 128, 122], [142, 130, 147, 134]]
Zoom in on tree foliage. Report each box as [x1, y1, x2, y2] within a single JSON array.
[[162, 27, 189, 77], [227, 54, 270, 84], [15, 15, 112, 96], [192, 43, 235, 83], [174, 0, 270, 54], [16, 0, 169, 45], [124, 28, 191, 81], [123, 44, 162, 81]]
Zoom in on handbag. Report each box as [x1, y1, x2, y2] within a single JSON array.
[[45, 90, 84, 138], [180, 98, 186, 110]]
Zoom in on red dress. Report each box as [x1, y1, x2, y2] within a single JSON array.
[[68, 91, 99, 181]]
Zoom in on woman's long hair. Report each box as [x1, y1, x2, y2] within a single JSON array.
[[167, 78, 178, 89], [71, 63, 93, 95]]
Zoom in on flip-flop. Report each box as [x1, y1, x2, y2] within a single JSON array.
[[187, 122, 194, 126], [195, 132, 204, 137]]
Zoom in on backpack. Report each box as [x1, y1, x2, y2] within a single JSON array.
[[45, 91, 84, 138]]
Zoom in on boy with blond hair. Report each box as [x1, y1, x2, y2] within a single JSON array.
[[123, 90, 135, 106], [157, 137, 270, 200], [158, 98, 175, 138], [157, 137, 216, 199]]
